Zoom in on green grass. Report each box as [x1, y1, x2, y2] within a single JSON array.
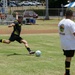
[[0, 34, 75, 75], [0, 19, 75, 75], [0, 19, 59, 30]]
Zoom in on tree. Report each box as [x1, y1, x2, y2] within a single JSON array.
[[45, 0, 49, 20], [69, 0, 75, 2], [49, 0, 67, 8]]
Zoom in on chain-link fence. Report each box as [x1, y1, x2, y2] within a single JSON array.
[[0, 6, 73, 24], [9, 6, 67, 19]]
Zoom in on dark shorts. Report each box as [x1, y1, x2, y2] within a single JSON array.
[[63, 49, 75, 57], [9, 34, 23, 43]]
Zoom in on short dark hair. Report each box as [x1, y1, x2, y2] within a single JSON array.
[[65, 10, 73, 16], [18, 15, 23, 19]]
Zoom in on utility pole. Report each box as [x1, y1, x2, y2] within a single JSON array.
[[61, 4, 64, 18], [45, 0, 49, 20]]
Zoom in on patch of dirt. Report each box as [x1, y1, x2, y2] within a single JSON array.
[[0, 29, 58, 34]]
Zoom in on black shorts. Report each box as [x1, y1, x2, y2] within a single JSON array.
[[63, 50, 75, 57], [9, 34, 23, 43]]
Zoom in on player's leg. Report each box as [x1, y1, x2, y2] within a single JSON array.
[[65, 57, 72, 75], [15, 36, 35, 54], [0, 39, 11, 44], [63, 50, 74, 75], [0, 34, 15, 44], [20, 39, 35, 54]]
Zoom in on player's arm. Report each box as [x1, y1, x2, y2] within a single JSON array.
[[70, 23, 75, 36], [72, 25, 75, 36], [73, 33, 75, 36], [8, 23, 15, 27]]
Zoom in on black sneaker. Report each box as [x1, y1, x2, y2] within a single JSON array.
[[64, 73, 70, 75], [64, 73, 66, 75], [29, 51, 35, 54]]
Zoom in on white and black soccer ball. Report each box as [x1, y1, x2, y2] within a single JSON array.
[[35, 50, 41, 57]]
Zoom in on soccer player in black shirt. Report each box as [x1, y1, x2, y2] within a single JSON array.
[[0, 16, 35, 54]]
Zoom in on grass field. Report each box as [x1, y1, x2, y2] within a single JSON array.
[[0, 19, 75, 75], [0, 19, 58, 30]]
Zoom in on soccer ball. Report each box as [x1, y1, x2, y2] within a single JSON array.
[[35, 50, 41, 57]]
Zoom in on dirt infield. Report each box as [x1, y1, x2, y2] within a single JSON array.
[[21, 29, 58, 34], [0, 29, 58, 34], [0, 19, 59, 34], [0, 23, 58, 34]]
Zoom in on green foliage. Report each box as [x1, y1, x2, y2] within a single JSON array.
[[12, 12, 16, 17], [49, 0, 67, 8]]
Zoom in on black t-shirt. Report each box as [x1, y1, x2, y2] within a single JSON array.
[[12, 20, 22, 35]]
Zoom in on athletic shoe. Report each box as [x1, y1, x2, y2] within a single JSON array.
[[64, 73, 66, 75], [64, 73, 70, 75], [29, 51, 35, 54]]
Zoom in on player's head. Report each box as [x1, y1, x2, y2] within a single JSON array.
[[18, 15, 23, 22], [65, 10, 73, 18]]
